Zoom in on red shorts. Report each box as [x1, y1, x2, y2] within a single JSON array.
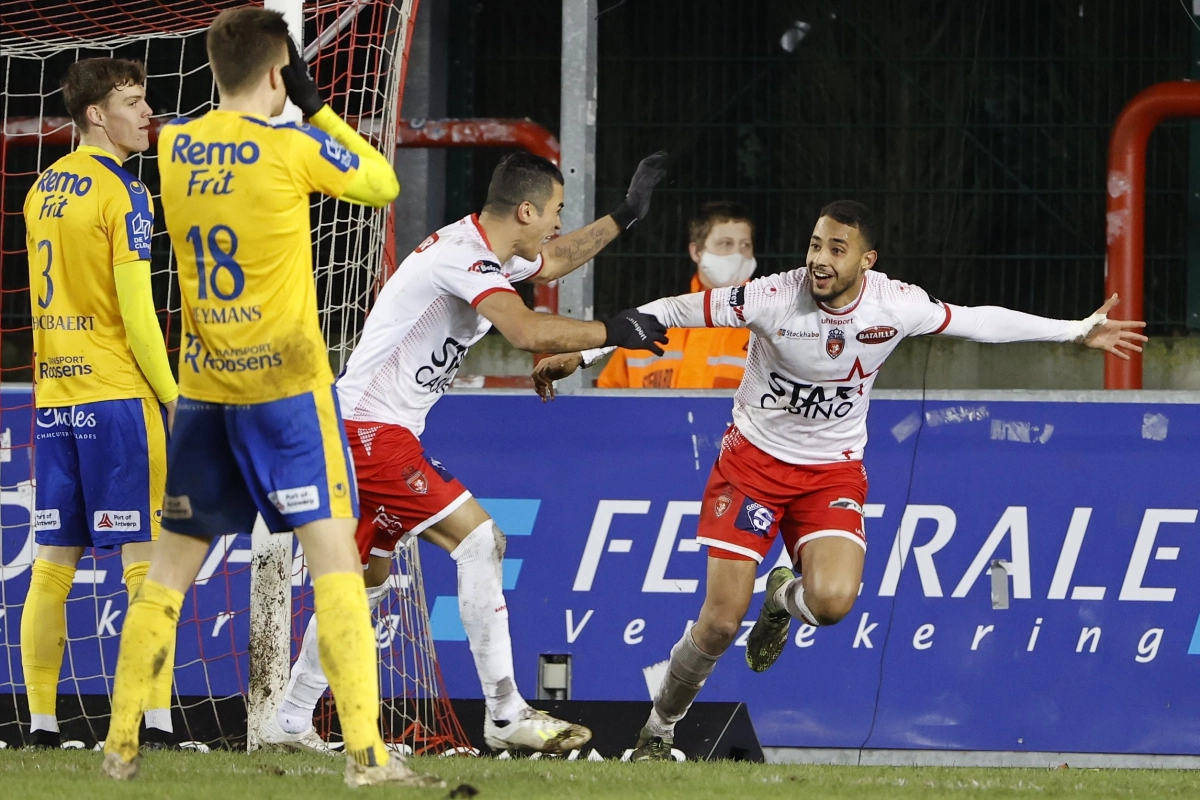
[[345, 421, 471, 565], [697, 427, 868, 565]]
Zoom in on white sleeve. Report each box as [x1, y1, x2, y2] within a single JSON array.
[[580, 345, 615, 368], [637, 274, 792, 331], [430, 253, 519, 308], [505, 253, 543, 283], [940, 304, 1085, 343]]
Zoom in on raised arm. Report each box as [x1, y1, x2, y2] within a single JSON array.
[[942, 294, 1146, 359], [281, 37, 399, 208], [476, 291, 668, 355], [533, 152, 667, 283]]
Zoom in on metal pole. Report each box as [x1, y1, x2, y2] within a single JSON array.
[[1188, 4, 1200, 331], [557, 0, 598, 394]]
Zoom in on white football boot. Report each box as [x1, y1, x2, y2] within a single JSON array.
[[259, 713, 334, 755], [483, 707, 592, 754], [343, 752, 445, 788]]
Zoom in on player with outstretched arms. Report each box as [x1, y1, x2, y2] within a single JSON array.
[[100, 8, 435, 787], [262, 150, 670, 755], [21, 58, 178, 750], [534, 200, 1147, 760]]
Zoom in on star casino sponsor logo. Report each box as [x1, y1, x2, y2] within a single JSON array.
[[734, 499, 776, 536], [36, 406, 97, 429], [760, 372, 861, 419], [36, 169, 94, 218], [856, 325, 898, 344], [826, 328, 845, 358], [776, 328, 819, 340], [37, 354, 93, 379], [468, 259, 502, 275], [415, 337, 468, 394], [183, 334, 282, 374]]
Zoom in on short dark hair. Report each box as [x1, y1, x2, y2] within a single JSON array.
[[818, 200, 878, 251], [61, 58, 146, 130], [483, 152, 565, 214], [206, 7, 290, 95], [688, 201, 755, 248]]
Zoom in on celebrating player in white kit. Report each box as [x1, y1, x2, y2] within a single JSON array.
[[263, 150, 669, 754], [534, 199, 1147, 760]]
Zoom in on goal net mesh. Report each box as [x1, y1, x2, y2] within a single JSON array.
[[0, 0, 469, 753]]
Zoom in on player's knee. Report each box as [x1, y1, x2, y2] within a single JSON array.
[[806, 575, 859, 626], [697, 615, 742, 650], [492, 523, 507, 560]]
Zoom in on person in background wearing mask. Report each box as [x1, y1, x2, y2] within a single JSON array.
[[596, 201, 756, 388]]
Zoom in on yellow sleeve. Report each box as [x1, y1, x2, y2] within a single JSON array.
[[114, 260, 178, 404], [596, 349, 630, 388], [309, 105, 400, 208]]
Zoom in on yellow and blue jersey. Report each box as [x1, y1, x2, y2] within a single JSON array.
[[157, 110, 361, 405], [23, 145, 156, 407]]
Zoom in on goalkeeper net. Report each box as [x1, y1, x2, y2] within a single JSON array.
[[0, 0, 469, 753]]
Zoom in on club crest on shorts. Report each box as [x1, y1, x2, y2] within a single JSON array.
[[734, 499, 775, 536], [714, 492, 733, 518], [402, 465, 428, 495], [826, 327, 845, 359]]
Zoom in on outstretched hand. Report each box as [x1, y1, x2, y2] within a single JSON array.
[[532, 353, 583, 402], [1082, 294, 1147, 361]]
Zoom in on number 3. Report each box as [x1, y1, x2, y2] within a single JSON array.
[[36, 239, 53, 309], [186, 224, 245, 301]]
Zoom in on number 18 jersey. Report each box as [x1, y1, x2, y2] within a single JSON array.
[[158, 110, 361, 404]]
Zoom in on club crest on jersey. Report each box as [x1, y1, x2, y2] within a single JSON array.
[[714, 492, 733, 518], [826, 327, 845, 359], [402, 466, 428, 495], [735, 499, 775, 536]]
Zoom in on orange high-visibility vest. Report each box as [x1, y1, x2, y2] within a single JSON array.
[[597, 275, 749, 389]]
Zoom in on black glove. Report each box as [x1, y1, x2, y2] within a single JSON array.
[[602, 309, 669, 355], [280, 36, 325, 118], [609, 151, 668, 231]]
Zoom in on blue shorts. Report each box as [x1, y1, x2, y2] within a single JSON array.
[[162, 387, 358, 536], [33, 397, 168, 550]]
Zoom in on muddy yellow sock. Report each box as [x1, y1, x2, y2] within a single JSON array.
[[313, 572, 388, 767], [21, 559, 76, 730], [124, 562, 175, 732], [105, 579, 182, 762]]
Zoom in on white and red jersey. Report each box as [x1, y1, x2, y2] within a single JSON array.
[[336, 214, 541, 435], [641, 268, 1075, 465]]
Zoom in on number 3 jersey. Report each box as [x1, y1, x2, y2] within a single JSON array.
[[23, 145, 156, 407], [158, 111, 361, 404], [336, 214, 542, 436]]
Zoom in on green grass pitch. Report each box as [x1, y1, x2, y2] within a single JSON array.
[[1, 750, 1197, 799]]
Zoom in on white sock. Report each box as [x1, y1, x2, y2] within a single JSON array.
[[277, 581, 391, 735], [143, 708, 172, 733], [452, 520, 527, 722], [30, 713, 58, 734], [646, 707, 673, 738], [774, 576, 819, 626]]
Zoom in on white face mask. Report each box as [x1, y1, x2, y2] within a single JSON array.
[[698, 251, 757, 288]]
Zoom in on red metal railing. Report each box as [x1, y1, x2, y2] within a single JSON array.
[[1104, 80, 1200, 389]]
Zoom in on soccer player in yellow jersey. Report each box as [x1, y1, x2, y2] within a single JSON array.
[[101, 8, 435, 787], [21, 58, 179, 751]]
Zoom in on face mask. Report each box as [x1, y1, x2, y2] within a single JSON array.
[[698, 251, 757, 288]]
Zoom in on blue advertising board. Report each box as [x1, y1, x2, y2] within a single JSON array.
[[2, 386, 1198, 754]]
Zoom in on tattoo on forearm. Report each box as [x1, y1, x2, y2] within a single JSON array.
[[552, 222, 617, 267]]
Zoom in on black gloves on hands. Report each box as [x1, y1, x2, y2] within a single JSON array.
[[609, 151, 669, 231], [602, 309, 669, 356], [280, 36, 325, 118]]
